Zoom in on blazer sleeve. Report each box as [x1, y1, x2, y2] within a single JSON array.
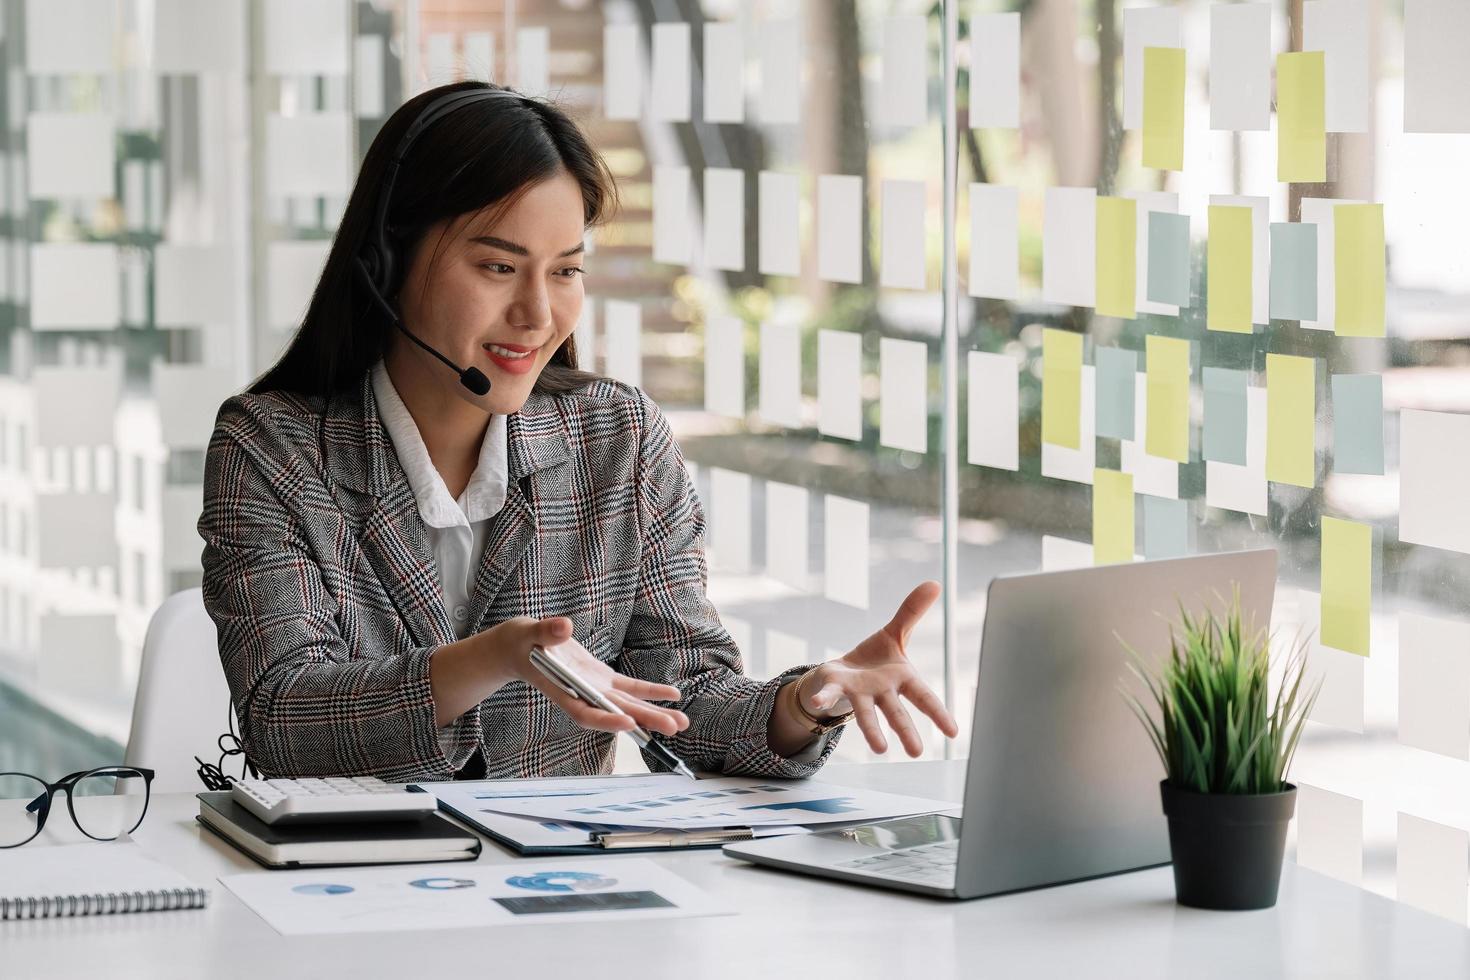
[[616, 390, 844, 779], [198, 396, 477, 782]]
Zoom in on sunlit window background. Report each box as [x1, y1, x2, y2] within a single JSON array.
[[0, 0, 1466, 923]]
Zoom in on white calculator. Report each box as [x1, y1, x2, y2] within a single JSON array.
[[229, 776, 440, 825]]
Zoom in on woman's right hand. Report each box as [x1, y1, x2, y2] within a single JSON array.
[[488, 616, 690, 737]]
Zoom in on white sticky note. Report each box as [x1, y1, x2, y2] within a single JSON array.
[[161, 485, 205, 570], [703, 22, 745, 124], [263, 0, 348, 76], [703, 168, 745, 272], [704, 314, 745, 419], [968, 183, 1018, 300], [1398, 611, 1470, 760], [354, 36, 385, 117], [1304, 0, 1370, 133], [880, 15, 927, 128], [879, 337, 927, 454], [653, 165, 691, 266], [603, 300, 642, 389], [1300, 198, 1365, 331], [425, 33, 455, 85], [1209, 3, 1271, 131], [1128, 190, 1181, 315], [266, 114, 351, 199], [758, 171, 801, 278], [574, 298, 597, 373], [1296, 784, 1364, 886], [1397, 813, 1470, 925], [1295, 589, 1365, 732], [969, 12, 1019, 129], [764, 629, 809, 678], [154, 245, 234, 327], [1042, 365, 1096, 485], [967, 351, 1019, 471], [759, 321, 802, 429], [880, 179, 926, 290], [604, 24, 642, 121], [1042, 187, 1096, 308], [1042, 535, 1093, 572], [1121, 372, 1180, 500], [817, 329, 862, 442], [823, 495, 869, 610], [266, 240, 328, 331], [1404, 0, 1470, 134], [37, 614, 120, 698], [709, 467, 751, 573], [1209, 194, 1269, 325], [30, 244, 118, 330], [1122, 6, 1183, 130], [26, 113, 115, 199], [26, 0, 115, 74], [758, 19, 801, 125], [463, 32, 494, 81], [515, 27, 550, 96], [40, 497, 117, 564], [818, 174, 863, 285], [765, 480, 809, 592], [153, 0, 246, 75], [33, 365, 121, 447], [1400, 409, 1470, 556], [154, 364, 234, 450], [1206, 387, 1267, 517], [651, 22, 691, 122]]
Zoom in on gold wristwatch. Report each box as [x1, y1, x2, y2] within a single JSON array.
[[789, 668, 853, 735]]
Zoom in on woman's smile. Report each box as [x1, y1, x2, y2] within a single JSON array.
[[482, 341, 541, 375]]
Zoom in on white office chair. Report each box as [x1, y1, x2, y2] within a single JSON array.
[[125, 587, 239, 794]]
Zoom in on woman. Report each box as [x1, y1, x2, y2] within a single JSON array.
[[199, 81, 958, 783]]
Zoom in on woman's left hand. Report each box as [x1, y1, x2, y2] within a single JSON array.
[[800, 580, 961, 757]]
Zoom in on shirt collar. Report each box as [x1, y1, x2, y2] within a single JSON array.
[[370, 359, 508, 529]]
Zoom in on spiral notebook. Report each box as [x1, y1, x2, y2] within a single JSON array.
[[0, 841, 209, 920]]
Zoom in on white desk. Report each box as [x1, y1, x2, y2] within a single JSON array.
[[3, 760, 1468, 979]]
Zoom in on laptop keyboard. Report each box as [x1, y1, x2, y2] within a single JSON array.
[[837, 839, 959, 886]]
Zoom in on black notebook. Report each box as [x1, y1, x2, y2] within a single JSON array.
[[196, 792, 482, 869]]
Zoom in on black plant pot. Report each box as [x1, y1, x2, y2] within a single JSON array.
[[1159, 780, 1297, 911]]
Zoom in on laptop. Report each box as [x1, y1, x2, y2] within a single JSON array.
[[724, 549, 1278, 900]]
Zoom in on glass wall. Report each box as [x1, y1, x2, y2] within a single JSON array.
[[1, 0, 1467, 921]]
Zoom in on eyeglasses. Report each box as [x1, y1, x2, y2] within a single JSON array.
[[0, 767, 154, 848]]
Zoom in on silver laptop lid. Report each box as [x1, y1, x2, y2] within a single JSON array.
[[955, 549, 1278, 899]]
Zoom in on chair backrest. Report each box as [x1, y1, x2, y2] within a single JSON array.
[[125, 587, 237, 794]]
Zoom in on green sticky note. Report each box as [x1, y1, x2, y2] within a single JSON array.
[[1331, 373, 1384, 475], [1320, 516, 1371, 657], [1277, 52, 1326, 183], [1093, 468, 1135, 566], [1269, 222, 1318, 321], [1095, 346, 1138, 441], [1145, 335, 1190, 463], [1143, 496, 1189, 560], [1042, 328, 1083, 450], [1265, 353, 1316, 488], [1335, 204, 1386, 337], [1142, 47, 1185, 171], [1203, 367, 1249, 465], [1147, 211, 1191, 308], [1207, 205, 1253, 334], [1096, 197, 1137, 318]]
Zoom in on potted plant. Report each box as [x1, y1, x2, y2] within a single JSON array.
[[1122, 588, 1320, 910]]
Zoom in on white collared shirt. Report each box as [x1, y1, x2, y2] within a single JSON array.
[[370, 360, 508, 640]]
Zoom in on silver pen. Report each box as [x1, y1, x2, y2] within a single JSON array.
[[529, 641, 699, 780]]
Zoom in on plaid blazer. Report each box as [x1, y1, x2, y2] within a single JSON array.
[[198, 371, 842, 782]]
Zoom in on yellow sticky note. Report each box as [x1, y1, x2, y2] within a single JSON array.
[[1142, 47, 1185, 171], [1265, 353, 1315, 488], [1096, 197, 1137, 319], [1207, 205, 1253, 334], [1093, 468, 1135, 566], [1042, 328, 1083, 449], [1321, 516, 1371, 656], [1277, 51, 1326, 183], [1335, 203, 1386, 337], [1144, 335, 1190, 462]]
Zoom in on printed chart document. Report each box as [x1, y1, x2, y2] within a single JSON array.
[[221, 857, 730, 936]]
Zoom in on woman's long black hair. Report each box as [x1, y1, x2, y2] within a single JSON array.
[[248, 80, 619, 399]]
